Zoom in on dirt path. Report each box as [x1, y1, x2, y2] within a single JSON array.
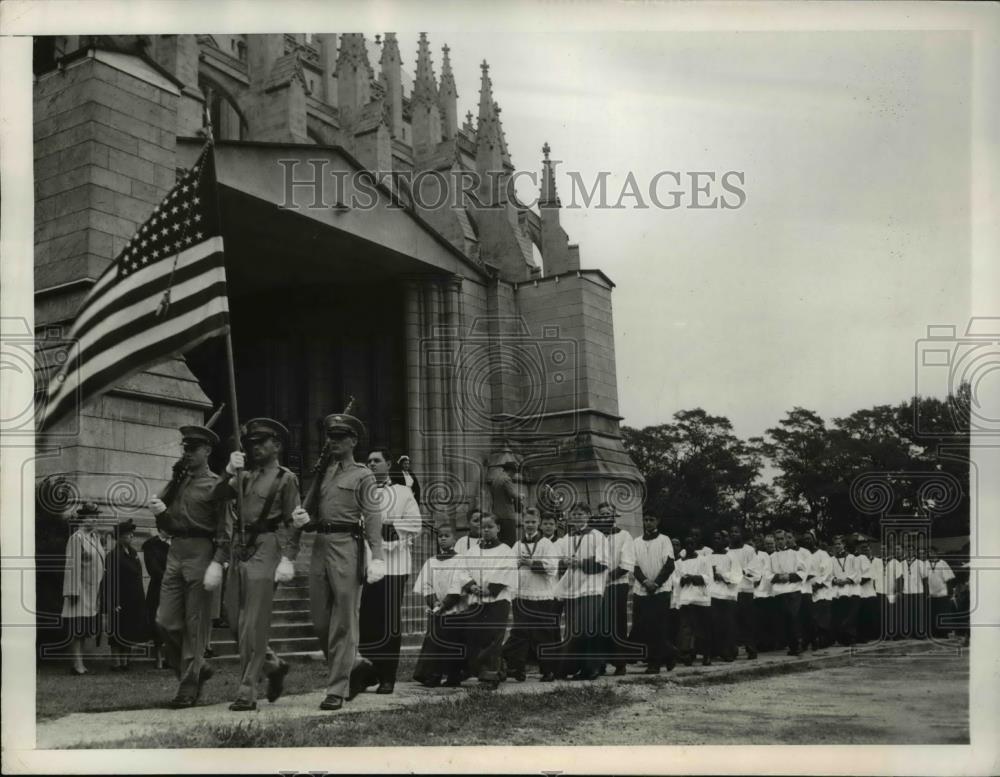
[[558, 650, 968, 745], [35, 640, 965, 748]]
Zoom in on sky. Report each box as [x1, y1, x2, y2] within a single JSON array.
[[395, 28, 975, 439]]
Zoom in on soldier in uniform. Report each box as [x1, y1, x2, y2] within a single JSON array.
[[218, 418, 307, 711], [292, 413, 385, 711], [148, 425, 230, 708]]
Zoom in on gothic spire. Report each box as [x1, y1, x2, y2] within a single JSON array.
[[412, 32, 438, 106], [438, 42, 458, 139], [540, 142, 560, 207]]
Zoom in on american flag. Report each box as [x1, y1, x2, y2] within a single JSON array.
[[39, 143, 230, 432]]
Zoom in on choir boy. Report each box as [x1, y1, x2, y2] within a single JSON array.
[[709, 530, 742, 661], [450, 514, 516, 689], [629, 514, 677, 673], [502, 509, 560, 681], [675, 534, 715, 666], [553, 503, 610, 681], [768, 530, 808, 656], [412, 524, 468, 687]]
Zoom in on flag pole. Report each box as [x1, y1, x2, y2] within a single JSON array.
[[202, 105, 245, 553]]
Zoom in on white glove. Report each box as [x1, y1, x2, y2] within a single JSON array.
[[148, 497, 167, 516], [291, 506, 310, 529], [274, 556, 295, 584], [226, 451, 246, 475], [203, 560, 223, 591], [366, 557, 386, 585]]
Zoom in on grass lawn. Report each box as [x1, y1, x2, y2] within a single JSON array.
[[36, 654, 419, 721], [78, 685, 632, 748]]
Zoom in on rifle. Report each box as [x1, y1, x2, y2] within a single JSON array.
[[300, 396, 354, 531], [158, 403, 227, 507]]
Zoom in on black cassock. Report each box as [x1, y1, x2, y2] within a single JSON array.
[[101, 543, 150, 649]]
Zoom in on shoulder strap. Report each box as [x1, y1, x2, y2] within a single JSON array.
[[257, 469, 290, 524]]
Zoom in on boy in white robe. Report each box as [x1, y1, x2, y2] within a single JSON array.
[[595, 502, 639, 675], [753, 535, 775, 652], [449, 513, 516, 689], [768, 530, 808, 656], [502, 509, 560, 681], [855, 541, 878, 643], [676, 534, 715, 666], [710, 530, 743, 661], [805, 535, 834, 649], [927, 546, 956, 639], [885, 542, 906, 640], [628, 514, 676, 673], [553, 502, 609, 680], [453, 508, 482, 555], [728, 526, 760, 659], [830, 535, 862, 646], [412, 523, 468, 687]]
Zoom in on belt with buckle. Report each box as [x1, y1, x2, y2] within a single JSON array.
[[315, 522, 361, 535]]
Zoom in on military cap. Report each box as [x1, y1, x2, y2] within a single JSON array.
[[324, 413, 366, 440], [242, 418, 289, 443], [179, 425, 220, 446], [76, 502, 101, 518]]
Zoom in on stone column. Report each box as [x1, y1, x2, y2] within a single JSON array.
[[403, 278, 426, 509]]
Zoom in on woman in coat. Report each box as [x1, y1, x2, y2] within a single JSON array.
[[101, 519, 150, 670], [61, 503, 107, 675]]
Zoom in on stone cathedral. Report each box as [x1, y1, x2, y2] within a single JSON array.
[[32, 33, 642, 555]]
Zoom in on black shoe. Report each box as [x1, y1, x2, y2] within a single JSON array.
[[702, 656, 711, 666], [643, 665, 661, 675], [683, 657, 693, 667], [419, 676, 442, 688], [443, 676, 463, 687], [613, 665, 627, 676], [167, 695, 196, 709], [228, 699, 257, 712], [319, 694, 343, 711], [510, 669, 527, 682], [787, 648, 800, 657], [747, 650, 758, 660], [266, 662, 290, 703], [203, 647, 215, 659], [375, 681, 395, 695], [597, 665, 607, 676], [540, 672, 555, 682]]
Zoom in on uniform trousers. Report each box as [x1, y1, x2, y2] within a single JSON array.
[[831, 595, 859, 646], [775, 592, 802, 652], [677, 603, 712, 662], [308, 532, 364, 698], [156, 537, 214, 699], [736, 592, 757, 655], [557, 594, 604, 677], [225, 533, 284, 704], [413, 610, 467, 682], [454, 601, 511, 682], [810, 599, 833, 648], [929, 596, 954, 638], [359, 573, 408, 684], [627, 592, 675, 668], [710, 598, 738, 660], [601, 583, 641, 667], [503, 598, 560, 674]]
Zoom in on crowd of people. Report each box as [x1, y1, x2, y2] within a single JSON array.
[[43, 409, 970, 711], [407, 503, 969, 688]]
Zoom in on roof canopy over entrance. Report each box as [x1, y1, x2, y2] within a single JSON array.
[[177, 137, 485, 293]]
